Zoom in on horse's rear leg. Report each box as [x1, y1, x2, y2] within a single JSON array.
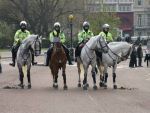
[[97, 65, 105, 87], [18, 68, 24, 89], [104, 73, 108, 89], [27, 68, 31, 89], [83, 65, 88, 90], [77, 62, 81, 87], [92, 68, 97, 90], [62, 69, 68, 90]]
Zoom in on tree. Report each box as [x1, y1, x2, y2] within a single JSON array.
[[0, 21, 13, 48], [87, 12, 121, 39], [0, 0, 84, 36]]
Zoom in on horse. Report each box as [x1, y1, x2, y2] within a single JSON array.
[[97, 42, 132, 89], [17, 35, 41, 89], [77, 35, 109, 90], [49, 38, 68, 90]]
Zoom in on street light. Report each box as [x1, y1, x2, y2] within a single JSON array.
[[68, 14, 74, 61]]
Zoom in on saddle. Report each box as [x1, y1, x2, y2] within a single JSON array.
[[75, 39, 89, 57]]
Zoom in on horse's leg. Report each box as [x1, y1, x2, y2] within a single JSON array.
[[83, 64, 88, 90], [27, 66, 31, 89], [103, 65, 108, 89], [77, 60, 81, 87], [98, 65, 105, 87], [53, 69, 58, 89], [62, 65, 68, 90], [112, 64, 117, 89], [18, 67, 24, 89], [91, 65, 97, 90]]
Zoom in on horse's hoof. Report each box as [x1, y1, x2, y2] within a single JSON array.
[[86, 83, 89, 88], [18, 84, 24, 89], [28, 84, 32, 89], [53, 84, 58, 89], [93, 85, 98, 90], [113, 85, 117, 89], [83, 85, 87, 90], [78, 83, 81, 87], [103, 84, 107, 89], [99, 82, 104, 87], [63, 85, 68, 90]]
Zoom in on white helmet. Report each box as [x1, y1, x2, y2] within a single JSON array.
[[102, 24, 110, 29], [54, 22, 61, 27], [20, 21, 27, 26], [83, 21, 90, 27]]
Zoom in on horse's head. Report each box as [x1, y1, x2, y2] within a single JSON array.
[[96, 36, 109, 53], [29, 35, 42, 56], [52, 37, 63, 52], [121, 43, 132, 61]]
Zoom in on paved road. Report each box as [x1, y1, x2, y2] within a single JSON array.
[[0, 52, 150, 113]]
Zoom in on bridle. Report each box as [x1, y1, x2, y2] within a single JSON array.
[[84, 36, 108, 61], [108, 46, 131, 64]]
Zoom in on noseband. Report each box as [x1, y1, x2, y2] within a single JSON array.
[[97, 37, 108, 52]]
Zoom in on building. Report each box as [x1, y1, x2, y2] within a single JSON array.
[[133, 0, 150, 37], [85, 0, 134, 37]]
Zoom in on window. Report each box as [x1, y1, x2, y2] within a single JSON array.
[[138, 14, 142, 26], [119, 5, 131, 12], [138, 0, 142, 6]]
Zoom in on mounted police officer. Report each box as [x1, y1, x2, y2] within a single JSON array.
[[75, 21, 94, 58], [9, 21, 36, 67], [45, 22, 73, 66], [95, 24, 113, 62], [99, 24, 113, 43]]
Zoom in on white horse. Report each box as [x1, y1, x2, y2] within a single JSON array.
[[97, 42, 132, 89], [77, 35, 109, 90], [17, 35, 41, 89]]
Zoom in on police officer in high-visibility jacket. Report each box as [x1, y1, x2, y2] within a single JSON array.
[[99, 24, 113, 43], [45, 22, 73, 66], [9, 21, 30, 67], [96, 24, 113, 61], [75, 21, 94, 58]]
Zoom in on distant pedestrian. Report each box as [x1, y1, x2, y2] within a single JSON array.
[[144, 50, 150, 67], [129, 44, 137, 68], [137, 43, 143, 67]]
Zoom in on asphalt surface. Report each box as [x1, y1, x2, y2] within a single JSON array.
[[0, 52, 150, 113]]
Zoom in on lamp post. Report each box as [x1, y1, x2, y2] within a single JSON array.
[[68, 14, 74, 61]]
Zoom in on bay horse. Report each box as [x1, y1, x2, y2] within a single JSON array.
[[49, 38, 68, 90], [17, 35, 41, 89], [77, 35, 109, 90], [97, 42, 132, 89]]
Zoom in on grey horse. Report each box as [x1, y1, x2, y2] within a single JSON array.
[[97, 42, 132, 89], [17, 35, 41, 89], [77, 35, 109, 90]]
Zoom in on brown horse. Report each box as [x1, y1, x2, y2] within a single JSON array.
[[49, 42, 68, 90]]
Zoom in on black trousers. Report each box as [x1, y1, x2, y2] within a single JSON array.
[[138, 57, 142, 66]]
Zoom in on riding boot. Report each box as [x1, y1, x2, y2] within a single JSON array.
[[62, 45, 73, 65], [9, 48, 16, 67], [46, 47, 52, 66], [65, 51, 73, 65]]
